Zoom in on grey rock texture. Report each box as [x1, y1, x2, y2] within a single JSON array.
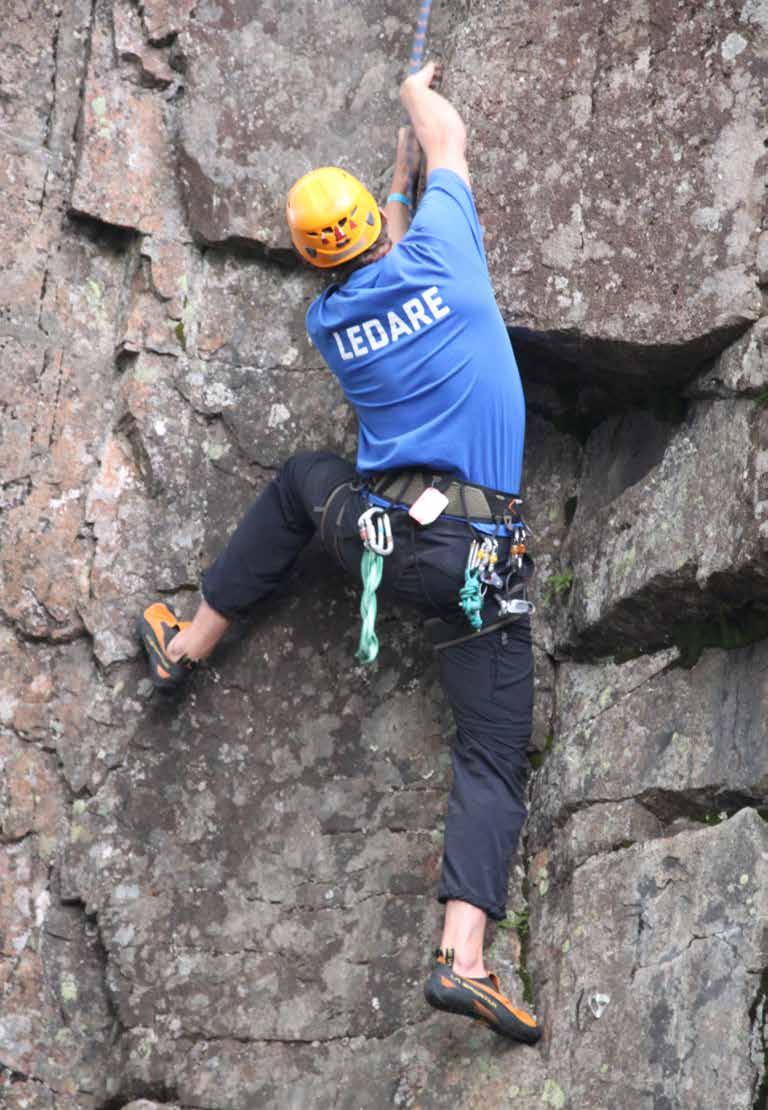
[[446, 0, 766, 387], [2, 0, 767, 1106], [531, 809, 768, 1110], [529, 642, 768, 858], [555, 395, 768, 657], [177, 0, 421, 250]]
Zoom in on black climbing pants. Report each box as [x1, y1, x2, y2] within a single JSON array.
[[202, 451, 533, 922]]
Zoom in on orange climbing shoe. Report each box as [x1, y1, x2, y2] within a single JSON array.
[[137, 602, 195, 690], [424, 947, 542, 1044]]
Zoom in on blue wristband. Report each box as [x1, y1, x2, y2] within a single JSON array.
[[386, 191, 413, 209]]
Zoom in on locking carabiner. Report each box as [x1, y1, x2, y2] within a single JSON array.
[[357, 505, 394, 556]]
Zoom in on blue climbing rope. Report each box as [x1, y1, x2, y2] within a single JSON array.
[[353, 2, 435, 666], [408, 0, 433, 74], [404, 0, 434, 200]]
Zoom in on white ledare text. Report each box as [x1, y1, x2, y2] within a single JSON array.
[[332, 285, 450, 361]]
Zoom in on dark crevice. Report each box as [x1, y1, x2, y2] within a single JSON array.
[[37, 265, 51, 332], [114, 410, 160, 497], [165, 1014, 435, 1050], [0, 831, 35, 848], [0, 476, 33, 514], [65, 210, 140, 253], [563, 495, 577, 527], [96, 1081, 181, 1110], [512, 318, 751, 438], [199, 235, 297, 269], [56, 893, 126, 1039], [558, 792, 768, 841], [40, 10, 59, 99], [150, 30, 180, 49], [563, 591, 768, 665], [117, 49, 177, 90], [45, 347, 64, 449], [0, 1066, 33, 1083], [514, 873, 535, 1007], [508, 797, 538, 1007], [671, 605, 768, 669], [115, 347, 139, 374], [71, 0, 99, 153], [586, 3, 609, 124]]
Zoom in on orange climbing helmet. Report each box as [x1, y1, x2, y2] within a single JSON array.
[[286, 167, 382, 269]]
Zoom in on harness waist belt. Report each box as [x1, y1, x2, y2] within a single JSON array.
[[367, 469, 520, 524]]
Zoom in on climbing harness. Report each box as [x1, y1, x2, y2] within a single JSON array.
[[369, 469, 523, 526], [359, 466, 536, 645], [355, 505, 393, 664]]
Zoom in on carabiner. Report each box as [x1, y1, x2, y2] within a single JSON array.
[[357, 506, 394, 556]]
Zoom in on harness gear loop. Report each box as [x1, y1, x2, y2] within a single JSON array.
[[355, 506, 393, 665]]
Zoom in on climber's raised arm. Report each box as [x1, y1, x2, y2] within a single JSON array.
[[399, 60, 469, 187], [383, 126, 418, 244]]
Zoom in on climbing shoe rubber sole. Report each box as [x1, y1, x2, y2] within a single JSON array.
[[137, 602, 194, 691], [424, 955, 542, 1045]]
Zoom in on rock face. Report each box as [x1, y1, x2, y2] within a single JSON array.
[[447, 0, 767, 389], [532, 808, 768, 1110], [1, 0, 767, 1106], [555, 395, 768, 657], [529, 643, 768, 853], [177, 0, 419, 250]]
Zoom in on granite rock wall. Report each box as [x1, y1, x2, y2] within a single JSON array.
[[1, 1, 767, 1107]]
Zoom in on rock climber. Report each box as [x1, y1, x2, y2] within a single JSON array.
[[138, 60, 542, 1045]]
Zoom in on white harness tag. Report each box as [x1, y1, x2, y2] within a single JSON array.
[[408, 487, 449, 525]]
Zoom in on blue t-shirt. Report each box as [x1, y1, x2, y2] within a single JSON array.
[[306, 169, 525, 493]]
